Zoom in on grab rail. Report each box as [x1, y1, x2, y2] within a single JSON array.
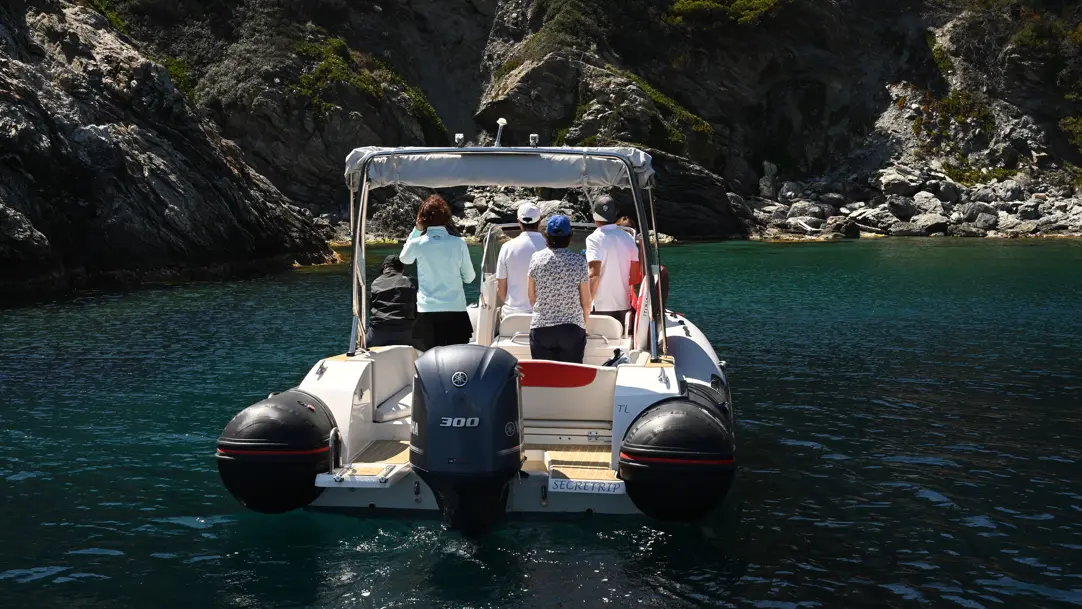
[[509, 332, 611, 346]]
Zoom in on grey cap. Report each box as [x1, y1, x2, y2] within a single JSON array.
[[592, 195, 618, 223]]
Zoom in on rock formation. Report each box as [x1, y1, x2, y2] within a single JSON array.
[[6, 0, 1082, 303], [1, 0, 333, 304]]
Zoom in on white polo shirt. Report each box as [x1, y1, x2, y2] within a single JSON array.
[[585, 224, 639, 311], [495, 231, 547, 314]]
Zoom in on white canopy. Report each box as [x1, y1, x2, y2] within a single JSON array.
[[343, 146, 655, 191]]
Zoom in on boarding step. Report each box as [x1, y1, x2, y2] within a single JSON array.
[[315, 440, 412, 489], [537, 444, 625, 495]]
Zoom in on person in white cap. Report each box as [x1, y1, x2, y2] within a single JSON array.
[[496, 201, 547, 315], [586, 194, 639, 330]]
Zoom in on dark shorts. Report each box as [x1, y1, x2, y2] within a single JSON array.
[[530, 323, 587, 364], [413, 311, 473, 352], [366, 323, 414, 348]]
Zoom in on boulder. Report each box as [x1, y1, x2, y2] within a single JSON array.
[[727, 192, 755, 219], [886, 195, 919, 221], [779, 181, 803, 203], [931, 180, 962, 203], [913, 191, 946, 215], [1007, 220, 1041, 236], [822, 215, 860, 238], [787, 200, 832, 220], [1017, 201, 1041, 220], [997, 212, 1022, 231], [785, 216, 825, 233], [849, 205, 896, 230], [889, 222, 926, 237], [820, 192, 847, 208], [960, 202, 997, 222], [973, 187, 997, 203], [911, 213, 950, 234], [878, 168, 921, 196], [973, 212, 999, 231], [996, 179, 1024, 202], [949, 223, 988, 237]]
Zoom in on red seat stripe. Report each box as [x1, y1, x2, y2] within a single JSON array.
[[619, 452, 734, 466], [518, 361, 597, 388], [217, 446, 329, 456]]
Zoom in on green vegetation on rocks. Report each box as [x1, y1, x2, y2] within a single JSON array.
[[160, 56, 193, 96], [926, 31, 955, 75], [85, 0, 130, 35], [293, 37, 446, 142], [608, 66, 713, 135], [667, 0, 789, 25]]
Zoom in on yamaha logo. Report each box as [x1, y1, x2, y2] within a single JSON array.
[[504, 422, 516, 437], [451, 371, 468, 387]]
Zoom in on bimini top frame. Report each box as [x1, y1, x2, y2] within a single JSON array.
[[342, 146, 666, 361]]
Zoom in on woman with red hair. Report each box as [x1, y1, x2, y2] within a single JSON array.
[[399, 195, 476, 350]]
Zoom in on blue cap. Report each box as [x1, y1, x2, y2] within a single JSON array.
[[545, 215, 571, 237]]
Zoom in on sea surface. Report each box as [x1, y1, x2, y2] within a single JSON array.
[[2, 239, 1082, 608]]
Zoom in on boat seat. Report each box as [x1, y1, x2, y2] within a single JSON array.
[[493, 314, 629, 365], [368, 346, 417, 422], [374, 385, 413, 422], [519, 360, 617, 422]]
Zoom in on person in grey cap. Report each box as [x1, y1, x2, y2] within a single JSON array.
[[365, 254, 417, 348], [585, 194, 639, 330]]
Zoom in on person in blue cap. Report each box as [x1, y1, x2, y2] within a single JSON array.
[[526, 215, 592, 363]]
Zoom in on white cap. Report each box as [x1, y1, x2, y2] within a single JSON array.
[[517, 202, 541, 224]]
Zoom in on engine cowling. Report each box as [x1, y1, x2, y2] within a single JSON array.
[[215, 389, 336, 514], [410, 344, 523, 534], [618, 382, 735, 522]]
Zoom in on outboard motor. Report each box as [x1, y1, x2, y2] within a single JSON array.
[[618, 382, 735, 522], [216, 389, 336, 514], [411, 344, 522, 534]]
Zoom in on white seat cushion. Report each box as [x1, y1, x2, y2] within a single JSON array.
[[586, 315, 624, 339], [498, 313, 533, 338], [374, 385, 412, 422]]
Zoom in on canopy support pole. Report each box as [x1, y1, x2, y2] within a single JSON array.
[[348, 177, 370, 356]]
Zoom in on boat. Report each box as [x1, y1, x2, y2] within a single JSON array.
[[215, 128, 736, 533]]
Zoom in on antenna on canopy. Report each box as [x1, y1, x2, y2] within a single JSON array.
[[454, 133, 465, 147], [494, 118, 507, 147], [529, 133, 539, 147]]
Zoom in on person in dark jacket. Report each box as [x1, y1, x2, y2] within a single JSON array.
[[366, 255, 417, 348]]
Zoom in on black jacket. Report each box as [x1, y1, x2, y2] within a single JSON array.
[[369, 269, 416, 327]]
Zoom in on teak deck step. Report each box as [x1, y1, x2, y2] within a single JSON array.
[[348, 440, 410, 475], [348, 441, 617, 480], [535, 443, 618, 482]]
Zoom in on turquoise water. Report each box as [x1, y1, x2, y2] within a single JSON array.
[[2, 239, 1082, 608]]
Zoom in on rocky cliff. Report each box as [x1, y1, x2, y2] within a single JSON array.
[[1, 0, 335, 304], [5, 0, 1082, 302]]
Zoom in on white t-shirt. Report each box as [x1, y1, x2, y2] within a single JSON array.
[[585, 224, 639, 311], [495, 231, 547, 314]]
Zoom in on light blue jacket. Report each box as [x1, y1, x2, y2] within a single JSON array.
[[399, 227, 476, 312]]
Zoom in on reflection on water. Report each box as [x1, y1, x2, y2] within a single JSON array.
[[1, 238, 1081, 608]]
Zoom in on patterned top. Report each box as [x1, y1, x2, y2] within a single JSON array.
[[528, 247, 589, 329]]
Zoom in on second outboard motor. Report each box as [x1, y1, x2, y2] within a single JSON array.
[[410, 345, 522, 534]]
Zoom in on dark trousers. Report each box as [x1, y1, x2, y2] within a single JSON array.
[[366, 323, 414, 348], [593, 309, 630, 332], [413, 311, 473, 352], [530, 324, 587, 364]]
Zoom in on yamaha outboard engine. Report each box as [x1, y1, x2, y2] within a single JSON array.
[[216, 389, 337, 514], [618, 382, 735, 522], [411, 344, 522, 534]]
